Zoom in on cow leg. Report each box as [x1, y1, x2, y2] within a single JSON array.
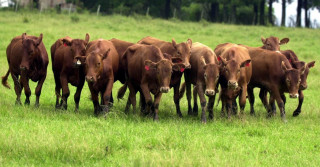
[[109, 92, 114, 107], [247, 86, 255, 115], [268, 95, 276, 117], [20, 73, 31, 105], [141, 84, 153, 117], [259, 88, 270, 111], [126, 83, 137, 114], [196, 84, 207, 123], [186, 82, 193, 115], [293, 90, 304, 117], [34, 74, 46, 107], [153, 93, 163, 121], [53, 72, 62, 109], [139, 92, 146, 114], [74, 80, 85, 113], [272, 89, 287, 122], [281, 93, 286, 107], [173, 83, 183, 118], [102, 78, 114, 117], [239, 85, 247, 118], [208, 95, 215, 120], [220, 93, 226, 118], [192, 86, 198, 116], [60, 75, 69, 110], [11, 73, 22, 105]]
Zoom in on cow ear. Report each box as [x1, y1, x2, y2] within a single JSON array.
[[36, 33, 43, 46], [240, 59, 251, 68], [281, 61, 288, 71], [261, 36, 266, 44], [144, 60, 157, 71], [85, 33, 90, 44], [163, 53, 172, 60], [187, 38, 192, 48], [102, 48, 110, 60], [279, 38, 289, 45], [172, 63, 186, 72], [171, 57, 183, 63], [172, 38, 177, 49], [307, 61, 315, 68], [217, 55, 227, 66]]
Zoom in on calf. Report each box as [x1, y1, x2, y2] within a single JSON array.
[[179, 42, 220, 122], [81, 39, 119, 116], [2, 33, 48, 106], [214, 43, 252, 119], [51, 34, 90, 112], [260, 36, 289, 51], [137, 36, 192, 117], [247, 48, 305, 122], [117, 44, 185, 120]]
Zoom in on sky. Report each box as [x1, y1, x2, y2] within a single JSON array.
[[273, 0, 320, 27]]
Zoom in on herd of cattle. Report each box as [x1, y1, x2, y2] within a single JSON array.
[[1, 33, 315, 123]]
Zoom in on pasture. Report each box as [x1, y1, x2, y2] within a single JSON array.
[[0, 11, 320, 166]]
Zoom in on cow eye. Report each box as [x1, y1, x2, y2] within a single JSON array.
[[97, 63, 100, 67], [204, 73, 207, 78], [177, 51, 181, 55]]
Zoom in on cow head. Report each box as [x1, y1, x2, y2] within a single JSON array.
[[218, 55, 251, 90], [171, 38, 192, 69], [20, 33, 43, 71], [63, 33, 90, 67], [200, 56, 220, 97], [144, 59, 185, 93], [84, 49, 110, 83], [261, 36, 289, 51], [281, 61, 306, 98], [291, 60, 315, 90]]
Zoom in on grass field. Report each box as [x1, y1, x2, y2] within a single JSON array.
[[0, 11, 320, 166]]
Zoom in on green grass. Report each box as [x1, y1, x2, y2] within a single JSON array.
[[0, 11, 320, 166]]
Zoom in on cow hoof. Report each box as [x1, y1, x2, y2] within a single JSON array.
[[282, 118, 288, 123], [15, 100, 22, 105], [177, 113, 183, 118], [293, 110, 301, 117], [209, 115, 214, 120], [25, 100, 30, 105], [201, 118, 207, 124], [250, 111, 255, 116], [35, 103, 40, 108], [153, 115, 159, 121], [74, 109, 79, 113]]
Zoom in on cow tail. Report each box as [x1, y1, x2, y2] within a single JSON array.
[[1, 69, 10, 89], [117, 82, 128, 100], [179, 82, 186, 99]]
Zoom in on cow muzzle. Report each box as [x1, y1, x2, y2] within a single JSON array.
[[228, 80, 238, 89], [160, 87, 170, 93], [289, 93, 299, 98], [300, 84, 307, 90], [185, 63, 191, 69], [86, 76, 95, 83], [205, 89, 215, 96]]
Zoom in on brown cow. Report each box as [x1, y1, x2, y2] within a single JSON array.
[[214, 43, 252, 119], [247, 48, 305, 122], [117, 44, 185, 121], [179, 42, 220, 122], [2, 33, 48, 106], [109, 38, 134, 84], [51, 34, 90, 112], [137, 36, 192, 117], [80, 39, 119, 116], [260, 36, 289, 51], [261, 50, 315, 116]]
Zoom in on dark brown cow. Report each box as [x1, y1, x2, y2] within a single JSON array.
[[109, 38, 134, 84], [117, 44, 185, 121], [214, 43, 252, 119], [262, 50, 315, 116], [51, 34, 90, 112], [260, 36, 289, 51], [247, 48, 305, 122], [2, 33, 48, 106], [80, 39, 119, 116], [179, 42, 220, 122], [137, 36, 192, 117]]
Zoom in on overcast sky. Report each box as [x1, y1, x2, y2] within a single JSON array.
[[273, 0, 320, 27]]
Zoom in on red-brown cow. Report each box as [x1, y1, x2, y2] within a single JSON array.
[[117, 44, 185, 121], [179, 42, 220, 122], [80, 39, 119, 116], [214, 43, 252, 119], [137, 36, 192, 117], [247, 48, 305, 122], [51, 34, 90, 112], [2, 33, 48, 106]]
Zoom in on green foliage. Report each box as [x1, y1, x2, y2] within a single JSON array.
[[22, 17, 29, 23], [0, 11, 320, 166]]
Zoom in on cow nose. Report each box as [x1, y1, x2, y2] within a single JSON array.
[[185, 63, 191, 69], [20, 66, 26, 71], [289, 93, 299, 98], [86, 76, 94, 82], [205, 89, 215, 96], [160, 87, 170, 93], [228, 80, 238, 89]]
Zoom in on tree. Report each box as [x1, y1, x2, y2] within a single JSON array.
[[165, 0, 171, 19], [268, 0, 276, 25], [281, 0, 293, 26], [297, 0, 302, 27], [253, 1, 259, 25], [260, 0, 266, 25]]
